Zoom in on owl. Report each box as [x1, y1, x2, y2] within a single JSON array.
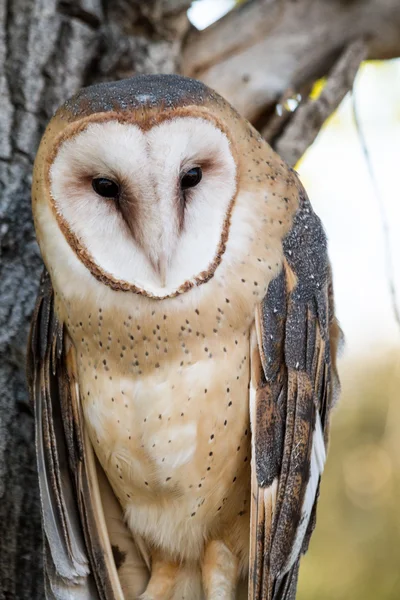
[[27, 74, 341, 600]]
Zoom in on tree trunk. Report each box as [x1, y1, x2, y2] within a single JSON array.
[[1, 0, 399, 597]]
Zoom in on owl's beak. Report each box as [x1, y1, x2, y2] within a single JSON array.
[[120, 203, 171, 287], [152, 255, 168, 288]]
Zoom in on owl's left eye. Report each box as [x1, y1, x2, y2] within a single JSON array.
[[180, 167, 202, 190], [92, 177, 120, 199]]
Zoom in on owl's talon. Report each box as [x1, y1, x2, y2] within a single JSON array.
[[202, 540, 239, 600]]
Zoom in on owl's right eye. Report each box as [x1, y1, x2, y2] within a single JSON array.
[[92, 178, 120, 199]]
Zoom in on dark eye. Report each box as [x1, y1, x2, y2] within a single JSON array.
[[92, 177, 120, 198], [180, 167, 202, 191]]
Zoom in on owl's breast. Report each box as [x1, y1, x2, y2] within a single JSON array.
[[79, 323, 251, 511]]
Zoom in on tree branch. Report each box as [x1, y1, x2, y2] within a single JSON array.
[[182, 0, 400, 122], [273, 39, 367, 167]]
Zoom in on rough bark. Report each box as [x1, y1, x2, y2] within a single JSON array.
[[0, 2, 190, 598], [1, 0, 399, 598]]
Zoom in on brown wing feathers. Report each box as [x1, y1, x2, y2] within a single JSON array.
[[28, 271, 95, 594], [28, 270, 121, 599], [28, 270, 149, 599], [251, 189, 341, 599]]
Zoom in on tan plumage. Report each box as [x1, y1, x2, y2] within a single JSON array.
[[28, 74, 341, 600]]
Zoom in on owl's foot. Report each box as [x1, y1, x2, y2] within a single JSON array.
[[137, 551, 179, 600], [201, 540, 239, 599]]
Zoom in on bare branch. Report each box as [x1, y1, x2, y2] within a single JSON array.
[[182, 0, 400, 121], [182, 0, 283, 76], [261, 88, 301, 145], [273, 39, 367, 167]]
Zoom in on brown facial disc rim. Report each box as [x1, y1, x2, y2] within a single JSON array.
[[45, 106, 240, 300]]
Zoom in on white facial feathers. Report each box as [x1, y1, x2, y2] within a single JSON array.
[[49, 118, 237, 297]]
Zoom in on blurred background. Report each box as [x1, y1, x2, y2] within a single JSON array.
[[191, 3, 400, 598]]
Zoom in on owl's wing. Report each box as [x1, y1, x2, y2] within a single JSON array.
[[249, 188, 342, 600], [27, 270, 148, 599]]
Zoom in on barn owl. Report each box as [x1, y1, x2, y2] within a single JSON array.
[[28, 74, 341, 600]]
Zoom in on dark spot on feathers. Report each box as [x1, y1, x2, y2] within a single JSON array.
[[112, 545, 126, 571]]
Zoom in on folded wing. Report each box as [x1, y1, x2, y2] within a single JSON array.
[[249, 188, 342, 600], [27, 270, 148, 599]]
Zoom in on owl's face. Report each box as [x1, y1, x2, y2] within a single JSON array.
[[48, 115, 237, 298]]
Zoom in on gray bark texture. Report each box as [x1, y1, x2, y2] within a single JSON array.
[[0, 0, 399, 598]]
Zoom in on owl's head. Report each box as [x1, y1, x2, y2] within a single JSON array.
[[33, 75, 250, 299]]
